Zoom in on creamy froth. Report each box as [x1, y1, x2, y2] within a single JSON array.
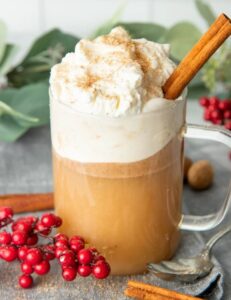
[[50, 27, 176, 117]]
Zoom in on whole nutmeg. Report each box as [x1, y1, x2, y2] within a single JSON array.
[[187, 160, 214, 190], [183, 157, 193, 179]]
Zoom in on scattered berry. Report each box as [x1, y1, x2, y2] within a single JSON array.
[[34, 260, 50, 275], [12, 231, 28, 245], [199, 97, 210, 107], [0, 207, 13, 220], [0, 207, 110, 289], [225, 120, 231, 130], [35, 221, 51, 236], [92, 261, 110, 279], [19, 274, 33, 289], [21, 262, 34, 275], [25, 248, 43, 265], [77, 249, 93, 265], [18, 246, 29, 261], [0, 246, 18, 261], [59, 251, 76, 268], [54, 216, 62, 227], [0, 231, 12, 245], [78, 265, 92, 277], [41, 213, 57, 228], [54, 233, 68, 241], [62, 267, 77, 281], [26, 233, 38, 246]]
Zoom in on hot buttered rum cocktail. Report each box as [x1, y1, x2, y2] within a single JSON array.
[[50, 27, 185, 275]]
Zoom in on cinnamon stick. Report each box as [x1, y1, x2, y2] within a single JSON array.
[[0, 193, 54, 213], [125, 281, 203, 300], [164, 13, 231, 100]]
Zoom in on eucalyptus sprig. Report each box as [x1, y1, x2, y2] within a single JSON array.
[[0, 26, 79, 141]]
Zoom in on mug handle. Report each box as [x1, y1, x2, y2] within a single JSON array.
[[180, 123, 231, 231]]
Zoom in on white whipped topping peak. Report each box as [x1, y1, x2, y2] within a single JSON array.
[[50, 27, 176, 117]]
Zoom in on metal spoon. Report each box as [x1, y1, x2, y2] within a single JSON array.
[[147, 224, 231, 282]]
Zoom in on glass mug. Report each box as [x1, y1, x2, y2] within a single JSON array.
[[50, 92, 231, 275]]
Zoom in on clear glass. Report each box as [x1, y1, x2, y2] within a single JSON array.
[[50, 94, 231, 275]]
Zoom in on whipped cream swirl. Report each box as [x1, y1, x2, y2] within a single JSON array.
[[50, 27, 176, 117]]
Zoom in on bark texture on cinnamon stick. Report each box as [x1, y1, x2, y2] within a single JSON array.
[[0, 193, 54, 213], [163, 13, 231, 100], [125, 280, 203, 300]]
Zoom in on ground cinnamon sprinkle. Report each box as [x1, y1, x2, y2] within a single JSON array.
[[134, 47, 150, 74], [76, 73, 100, 89]]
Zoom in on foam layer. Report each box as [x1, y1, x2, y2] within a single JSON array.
[[50, 94, 185, 163]]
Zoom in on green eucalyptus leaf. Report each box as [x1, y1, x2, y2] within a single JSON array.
[[90, 4, 125, 38], [0, 115, 27, 142], [7, 29, 79, 87], [0, 82, 50, 141], [118, 22, 166, 42], [0, 100, 38, 125], [0, 44, 18, 75], [0, 19, 7, 62], [0, 82, 50, 127], [21, 29, 78, 63], [163, 22, 202, 61], [195, 0, 216, 27]]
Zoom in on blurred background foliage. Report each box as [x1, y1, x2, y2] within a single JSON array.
[[0, 0, 230, 141]]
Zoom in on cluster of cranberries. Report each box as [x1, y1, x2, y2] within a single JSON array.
[[0, 207, 110, 289], [199, 96, 231, 130]]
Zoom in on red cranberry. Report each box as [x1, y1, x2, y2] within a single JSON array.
[[0, 231, 12, 245], [54, 216, 62, 227], [224, 110, 231, 119], [25, 248, 43, 265], [35, 221, 51, 236], [77, 249, 93, 265], [55, 239, 69, 248], [41, 213, 57, 227], [93, 255, 106, 263], [225, 121, 231, 130], [54, 233, 68, 241], [18, 246, 29, 261], [70, 239, 84, 253], [209, 96, 220, 108], [62, 267, 77, 281], [210, 110, 223, 121], [0, 207, 13, 220], [203, 110, 212, 121], [199, 97, 210, 107], [89, 247, 99, 255], [69, 236, 85, 244], [219, 100, 231, 111], [0, 246, 18, 261], [21, 262, 34, 275], [13, 220, 32, 233], [26, 234, 38, 246], [59, 251, 76, 267], [78, 265, 92, 277], [43, 245, 55, 261], [92, 261, 110, 279], [19, 274, 33, 289], [212, 119, 223, 125], [34, 260, 50, 275], [55, 246, 69, 258], [12, 231, 28, 245]]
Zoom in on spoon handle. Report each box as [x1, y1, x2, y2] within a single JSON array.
[[205, 224, 231, 252]]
